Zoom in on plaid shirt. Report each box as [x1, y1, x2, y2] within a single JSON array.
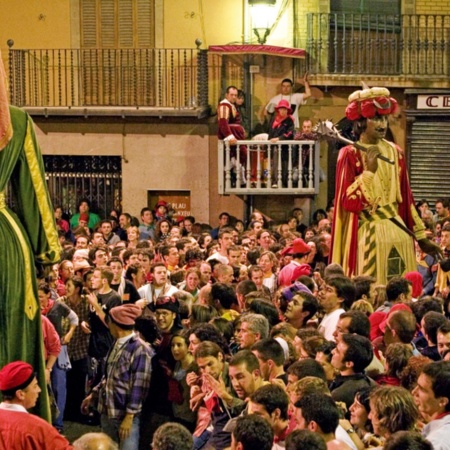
[[95, 333, 154, 420], [61, 295, 90, 361]]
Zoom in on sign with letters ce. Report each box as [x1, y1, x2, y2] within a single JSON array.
[[417, 95, 450, 109]]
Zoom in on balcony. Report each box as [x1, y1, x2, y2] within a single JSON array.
[[306, 13, 450, 82], [218, 139, 320, 196], [7, 46, 210, 118]]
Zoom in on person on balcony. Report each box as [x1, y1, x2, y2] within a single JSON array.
[[263, 73, 311, 129], [330, 83, 441, 284], [217, 86, 247, 184], [268, 99, 295, 188]]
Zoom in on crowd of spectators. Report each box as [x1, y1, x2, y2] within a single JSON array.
[[2, 195, 450, 450]]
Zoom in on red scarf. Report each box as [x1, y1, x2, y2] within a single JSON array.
[[41, 299, 55, 316]]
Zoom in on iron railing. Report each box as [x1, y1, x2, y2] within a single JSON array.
[[307, 13, 450, 76], [8, 47, 209, 109], [218, 139, 320, 195]]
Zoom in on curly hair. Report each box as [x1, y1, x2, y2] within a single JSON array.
[[369, 386, 419, 435], [399, 355, 433, 391], [152, 422, 193, 450]]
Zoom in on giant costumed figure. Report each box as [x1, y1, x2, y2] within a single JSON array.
[[330, 83, 440, 284], [0, 53, 60, 420]]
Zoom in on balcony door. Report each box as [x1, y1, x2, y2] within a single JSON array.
[[80, 0, 155, 106]]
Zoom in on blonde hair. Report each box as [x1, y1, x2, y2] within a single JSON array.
[[351, 299, 374, 316], [288, 376, 330, 397]]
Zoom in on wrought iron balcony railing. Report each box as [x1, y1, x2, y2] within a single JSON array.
[[306, 13, 450, 76], [218, 139, 320, 195], [8, 47, 209, 111]]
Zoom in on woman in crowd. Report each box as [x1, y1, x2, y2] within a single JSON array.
[[57, 260, 74, 296], [155, 219, 172, 242], [259, 250, 278, 295], [126, 225, 140, 248]]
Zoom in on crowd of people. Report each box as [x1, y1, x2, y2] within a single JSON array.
[[2, 192, 450, 450]]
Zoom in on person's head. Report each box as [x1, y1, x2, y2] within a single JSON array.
[[59, 259, 75, 281], [315, 341, 337, 382], [75, 234, 89, 249], [285, 292, 319, 329], [248, 384, 290, 429], [216, 264, 234, 285], [412, 361, 450, 420], [318, 276, 355, 313], [108, 303, 142, 337], [229, 350, 263, 399], [280, 78, 293, 95], [333, 310, 371, 341], [384, 431, 433, 450], [90, 231, 105, 246], [248, 265, 264, 289], [369, 386, 418, 438], [231, 414, 274, 450], [437, 321, 450, 357], [0, 361, 40, 409], [194, 340, 225, 380], [285, 429, 326, 450], [384, 310, 417, 346], [386, 276, 412, 303], [218, 227, 234, 251], [238, 314, 269, 349], [78, 198, 90, 214], [286, 360, 326, 388], [188, 323, 228, 355], [259, 251, 278, 274], [302, 120, 313, 134], [154, 295, 179, 333], [151, 422, 193, 450], [294, 393, 339, 436], [251, 339, 285, 381], [140, 207, 154, 226], [421, 311, 447, 346], [331, 333, 373, 374], [349, 386, 374, 432], [127, 225, 140, 242], [91, 266, 114, 290], [435, 198, 449, 219], [384, 342, 413, 378], [89, 245, 109, 267], [151, 262, 168, 287], [119, 212, 131, 230], [353, 275, 376, 302], [171, 331, 191, 362], [225, 86, 238, 104], [211, 282, 237, 311], [73, 432, 119, 450], [288, 376, 330, 406]]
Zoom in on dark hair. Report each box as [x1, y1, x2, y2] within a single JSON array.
[[210, 317, 234, 343], [422, 311, 447, 345], [339, 310, 371, 338], [286, 359, 327, 381], [353, 275, 376, 300], [341, 334, 373, 373], [325, 276, 356, 310], [302, 335, 327, 359], [315, 341, 336, 362], [194, 340, 223, 360], [211, 283, 237, 310], [152, 422, 193, 450], [67, 276, 84, 293], [386, 276, 412, 302], [285, 430, 327, 450], [232, 414, 273, 450], [250, 384, 289, 420], [384, 431, 433, 450], [248, 299, 280, 328], [411, 296, 443, 324], [229, 350, 260, 373], [385, 343, 413, 378], [252, 339, 285, 366], [135, 316, 161, 345], [189, 323, 229, 354], [295, 393, 340, 434], [388, 310, 417, 344], [281, 78, 293, 85], [236, 280, 257, 296], [422, 361, 450, 411]]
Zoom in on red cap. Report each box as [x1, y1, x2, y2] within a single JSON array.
[[379, 303, 412, 333], [292, 238, 311, 255], [0, 361, 34, 392], [109, 304, 142, 328], [280, 246, 294, 257], [79, 213, 89, 222], [404, 271, 423, 299], [155, 201, 168, 209]]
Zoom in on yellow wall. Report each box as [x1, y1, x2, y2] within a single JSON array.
[[0, 0, 72, 50]]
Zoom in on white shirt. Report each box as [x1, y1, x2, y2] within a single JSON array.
[[318, 308, 345, 342]]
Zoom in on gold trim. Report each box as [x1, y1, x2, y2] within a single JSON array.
[[0, 208, 38, 320], [23, 119, 60, 263], [0, 191, 5, 209]]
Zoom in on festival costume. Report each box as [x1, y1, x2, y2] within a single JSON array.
[[331, 85, 425, 284], [0, 404, 72, 450], [0, 106, 60, 421], [217, 99, 247, 165]]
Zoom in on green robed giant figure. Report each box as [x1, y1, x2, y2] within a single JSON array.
[[0, 53, 60, 420]]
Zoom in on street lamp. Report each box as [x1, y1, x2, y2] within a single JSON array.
[[248, 0, 277, 44]]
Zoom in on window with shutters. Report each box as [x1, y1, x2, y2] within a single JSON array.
[[330, 0, 400, 15], [80, 0, 155, 105]]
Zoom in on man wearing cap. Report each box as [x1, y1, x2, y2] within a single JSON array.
[[81, 304, 153, 450], [331, 84, 440, 285], [278, 238, 311, 287], [0, 361, 72, 449]]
